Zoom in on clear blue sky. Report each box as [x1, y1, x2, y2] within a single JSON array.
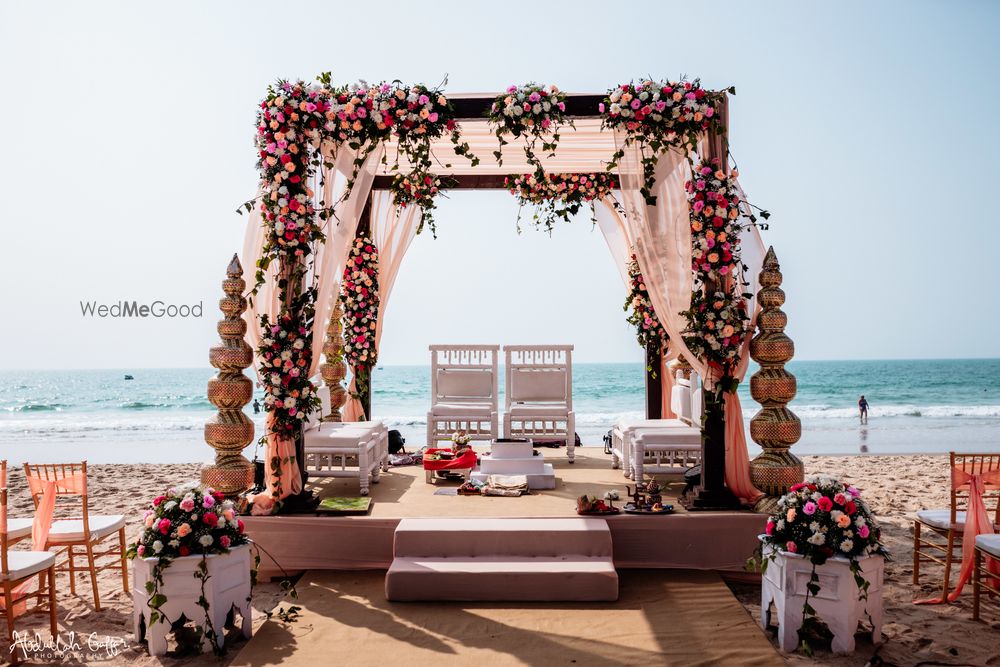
[[1, 0, 997, 368]]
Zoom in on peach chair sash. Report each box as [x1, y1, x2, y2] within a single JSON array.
[[915, 465, 1000, 604], [25, 472, 86, 552], [262, 413, 303, 507]]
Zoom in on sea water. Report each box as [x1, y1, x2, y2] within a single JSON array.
[[1, 359, 999, 463]]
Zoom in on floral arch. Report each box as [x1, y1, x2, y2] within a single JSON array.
[[240, 76, 771, 514]]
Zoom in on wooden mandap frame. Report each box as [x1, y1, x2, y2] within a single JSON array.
[[209, 81, 802, 524]]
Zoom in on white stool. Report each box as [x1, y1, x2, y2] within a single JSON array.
[[133, 544, 252, 655], [761, 546, 883, 653]]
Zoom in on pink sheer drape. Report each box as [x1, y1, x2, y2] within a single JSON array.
[[614, 135, 765, 502], [241, 145, 383, 507], [915, 465, 1000, 604], [595, 197, 631, 287], [343, 192, 422, 421]]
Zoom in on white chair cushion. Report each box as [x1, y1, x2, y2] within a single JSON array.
[[508, 368, 568, 402], [976, 534, 1000, 558], [47, 515, 126, 542], [916, 509, 966, 530], [430, 402, 494, 417], [0, 550, 55, 581], [304, 429, 371, 448], [437, 369, 493, 400], [508, 404, 570, 417], [5, 517, 33, 541]]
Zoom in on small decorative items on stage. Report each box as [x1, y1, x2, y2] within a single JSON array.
[[759, 476, 886, 654], [129, 484, 252, 656], [202, 254, 255, 498], [748, 247, 804, 513], [624, 479, 673, 514]]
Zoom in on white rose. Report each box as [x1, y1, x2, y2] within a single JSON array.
[[199, 535, 214, 547], [152, 541, 164, 553]]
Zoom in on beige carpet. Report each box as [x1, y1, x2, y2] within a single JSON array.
[[231, 569, 784, 667]]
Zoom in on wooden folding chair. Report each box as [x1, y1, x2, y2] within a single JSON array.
[[2, 488, 58, 664], [973, 535, 1000, 621], [0, 462, 32, 546], [913, 452, 1000, 601], [22, 462, 128, 611]]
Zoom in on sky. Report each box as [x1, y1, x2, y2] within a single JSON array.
[[1, 0, 998, 369]]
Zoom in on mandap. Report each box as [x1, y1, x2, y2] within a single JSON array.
[[219, 76, 800, 516]]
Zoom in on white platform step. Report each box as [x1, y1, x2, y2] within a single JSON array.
[[477, 454, 547, 475], [385, 518, 618, 602], [471, 464, 555, 489]]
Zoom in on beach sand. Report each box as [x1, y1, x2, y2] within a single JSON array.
[[1, 455, 996, 665]]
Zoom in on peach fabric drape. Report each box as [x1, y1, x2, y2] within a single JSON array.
[[595, 197, 631, 287], [660, 357, 677, 420], [613, 135, 766, 502], [915, 465, 1000, 604], [343, 192, 422, 422]]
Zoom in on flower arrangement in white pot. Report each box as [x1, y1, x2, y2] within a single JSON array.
[[759, 475, 889, 655], [128, 484, 252, 656]]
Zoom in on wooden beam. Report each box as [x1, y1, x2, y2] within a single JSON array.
[[371, 174, 514, 190], [449, 94, 606, 121]]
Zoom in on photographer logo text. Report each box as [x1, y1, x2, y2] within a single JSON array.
[[80, 300, 203, 318]]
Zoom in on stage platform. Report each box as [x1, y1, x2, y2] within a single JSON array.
[[244, 447, 766, 578]]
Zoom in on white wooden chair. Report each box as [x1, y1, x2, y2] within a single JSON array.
[[611, 369, 702, 478], [301, 386, 388, 496], [503, 345, 576, 463], [426, 345, 500, 447]]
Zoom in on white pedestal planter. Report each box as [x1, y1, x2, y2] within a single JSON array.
[[132, 544, 253, 655], [761, 544, 883, 654]]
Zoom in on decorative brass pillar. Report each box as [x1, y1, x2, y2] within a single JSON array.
[[749, 247, 803, 513], [202, 254, 255, 497], [320, 297, 348, 422]]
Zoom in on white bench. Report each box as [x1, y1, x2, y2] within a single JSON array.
[[631, 429, 702, 481]]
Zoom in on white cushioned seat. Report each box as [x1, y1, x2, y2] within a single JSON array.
[[46, 514, 126, 542], [915, 509, 966, 530], [429, 402, 494, 417], [0, 550, 55, 581], [6, 517, 34, 541], [508, 404, 569, 417], [976, 534, 1000, 558]]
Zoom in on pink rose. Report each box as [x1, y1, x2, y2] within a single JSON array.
[[220, 535, 231, 548], [157, 518, 171, 535], [152, 495, 166, 507], [858, 524, 870, 538], [786, 541, 797, 553], [803, 501, 817, 515], [203, 512, 219, 527], [765, 520, 774, 536], [834, 493, 847, 505], [137, 545, 145, 557], [817, 496, 833, 512], [179, 498, 195, 512]]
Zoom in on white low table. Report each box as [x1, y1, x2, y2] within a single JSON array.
[[132, 545, 253, 655], [761, 544, 883, 654], [471, 439, 555, 490]]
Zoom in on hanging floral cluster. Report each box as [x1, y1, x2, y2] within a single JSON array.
[[386, 83, 474, 237], [601, 79, 726, 205], [623, 253, 667, 350], [681, 158, 753, 380], [505, 172, 616, 232], [688, 162, 746, 281], [256, 290, 321, 435], [489, 83, 573, 176], [341, 237, 380, 369]]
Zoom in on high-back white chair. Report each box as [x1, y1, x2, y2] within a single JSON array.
[[426, 345, 500, 447], [503, 345, 576, 462], [671, 369, 702, 427]]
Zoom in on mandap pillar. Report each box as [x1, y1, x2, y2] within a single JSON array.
[[749, 247, 803, 513], [320, 297, 349, 422], [202, 254, 255, 498]]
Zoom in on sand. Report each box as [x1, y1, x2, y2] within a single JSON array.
[[1, 455, 996, 665]]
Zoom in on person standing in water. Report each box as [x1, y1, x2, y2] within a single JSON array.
[[858, 395, 869, 424], [253, 399, 261, 414]]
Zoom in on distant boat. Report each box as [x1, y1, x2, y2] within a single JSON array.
[[124, 374, 134, 380], [377, 366, 384, 370]]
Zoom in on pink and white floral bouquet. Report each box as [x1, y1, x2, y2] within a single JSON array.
[[257, 296, 321, 435], [686, 159, 746, 282], [624, 253, 667, 351], [341, 237, 379, 369], [489, 83, 572, 172], [391, 171, 450, 237], [681, 290, 749, 377], [505, 171, 616, 232], [763, 475, 887, 565], [128, 484, 247, 562]]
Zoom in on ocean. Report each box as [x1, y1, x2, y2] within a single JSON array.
[[1, 360, 999, 464]]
